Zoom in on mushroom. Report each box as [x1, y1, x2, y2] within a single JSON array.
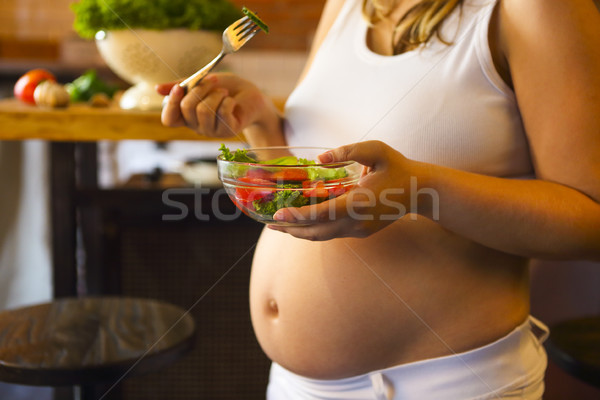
[[33, 80, 70, 108]]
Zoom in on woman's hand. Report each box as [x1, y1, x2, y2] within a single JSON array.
[[268, 140, 428, 241], [269, 139, 600, 260], [158, 73, 282, 142]]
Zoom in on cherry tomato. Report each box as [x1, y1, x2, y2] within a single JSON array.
[[245, 169, 272, 180], [14, 69, 56, 104], [235, 177, 274, 206], [302, 180, 330, 198], [231, 197, 252, 216], [302, 179, 351, 198], [270, 168, 309, 182], [325, 178, 352, 197], [328, 183, 348, 198]]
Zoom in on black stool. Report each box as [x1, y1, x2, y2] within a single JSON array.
[[545, 316, 600, 388], [0, 297, 196, 399]]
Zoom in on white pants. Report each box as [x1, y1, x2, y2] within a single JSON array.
[[267, 316, 548, 400]]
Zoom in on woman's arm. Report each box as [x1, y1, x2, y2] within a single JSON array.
[[419, 161, 600, 261], [159, 0, 346, 148], [158, 74, 286, 148], [269, 141, 600, 261], [499, 0, 600, 203], [431, 0, 600, 259], [269, 0, 600, 261]]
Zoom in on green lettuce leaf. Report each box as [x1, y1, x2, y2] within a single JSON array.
[[218, 143, 257, 163], [253, 187, 308, 217], [219, 144, 349, 183]]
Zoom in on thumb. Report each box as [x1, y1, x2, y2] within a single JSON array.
[[318, 140, 389, 169]]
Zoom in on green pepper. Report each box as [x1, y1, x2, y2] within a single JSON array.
[[242, 7, 269, 34], [66, 69, 119, 102]]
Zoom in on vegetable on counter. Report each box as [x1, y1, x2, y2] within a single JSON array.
[[14, 69, 56, 105], [13, 68, 119, 108], [66, 69, 119, 103], [33, 81, 70, 108]]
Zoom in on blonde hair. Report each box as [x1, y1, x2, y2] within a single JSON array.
[[362, 0, 463, 54]]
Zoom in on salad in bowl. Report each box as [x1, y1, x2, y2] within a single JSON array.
[[217, 145, 361, 225]]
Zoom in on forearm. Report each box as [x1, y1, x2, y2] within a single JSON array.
[[416, 163, 600, 261]]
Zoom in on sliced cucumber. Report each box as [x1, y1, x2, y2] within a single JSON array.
[[242, 7, 269, 34]]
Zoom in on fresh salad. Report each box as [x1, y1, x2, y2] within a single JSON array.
[[218, 144, 355, 219]]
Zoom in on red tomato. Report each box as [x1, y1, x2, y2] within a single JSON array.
[[270, 168, 309, 182], [302, 180, 330, 198], [302, 179, 351, 198], [231, 197, 252, 216], [328, 183, 348, 198], [245, 169, 272, 180], [235, 177, 274, 206], [14, 69, 56, 104]]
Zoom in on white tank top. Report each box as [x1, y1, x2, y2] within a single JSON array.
[[284, 0, 533, 177]]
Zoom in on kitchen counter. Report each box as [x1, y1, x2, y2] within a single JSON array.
[[0, 98, 222, 142], [0, 96, 288, 142]]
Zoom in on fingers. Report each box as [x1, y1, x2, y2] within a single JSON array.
[[161, 84, 186, 127], [215, 96, 240, 135], [162, 76, 240, 136], [273, 195, 349, 225], [211, 73, 269, 130], [269, 195, 361, 241], [181, 86, 228, 133], [268, 220, 349, 241], [318, 140, 390, 169], [179, 77, 218, 127], [269, 197, 350, 241], [159, 73, 261, 138]]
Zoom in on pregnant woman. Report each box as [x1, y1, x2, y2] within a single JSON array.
[[159, 0, 600, 398]]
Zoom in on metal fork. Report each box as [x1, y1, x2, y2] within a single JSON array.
[[179, 16, 260, 93]]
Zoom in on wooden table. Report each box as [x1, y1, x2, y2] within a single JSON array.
[[0, 98, 221, 142], [0, 297, 196, 386], [545, 317, 600, 388], [0, 98, 249, 298]]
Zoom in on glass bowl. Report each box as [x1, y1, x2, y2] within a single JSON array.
[[217, 146, 362, 225]]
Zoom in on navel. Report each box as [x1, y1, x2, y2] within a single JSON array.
[[266, 298, 279, 317]]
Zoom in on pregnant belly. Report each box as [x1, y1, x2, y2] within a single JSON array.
[[249, 218, 529, 379]]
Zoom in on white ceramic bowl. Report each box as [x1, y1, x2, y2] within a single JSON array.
[[96, 29, 222, 110]]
